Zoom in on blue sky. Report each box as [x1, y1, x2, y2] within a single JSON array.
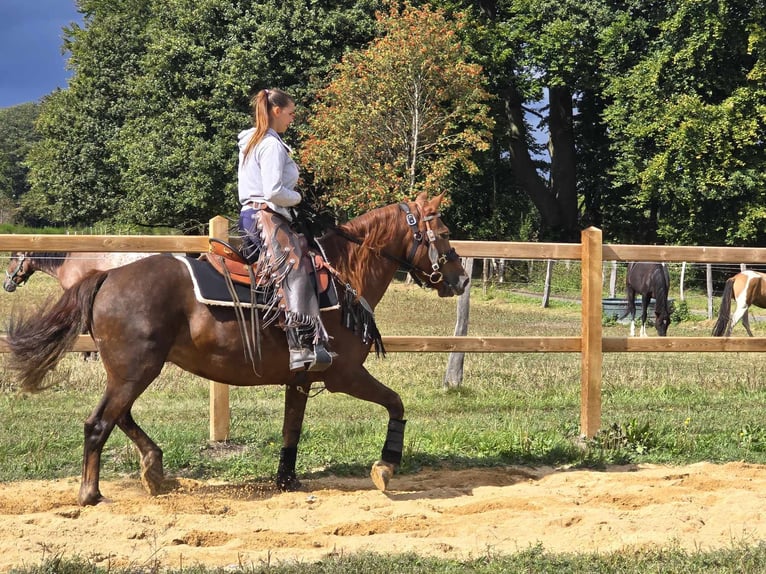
[[0, 1, 82, 108]]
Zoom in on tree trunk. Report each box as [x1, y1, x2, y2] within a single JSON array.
[[502, 83, 579, 241], [444, 257, 474, 388]]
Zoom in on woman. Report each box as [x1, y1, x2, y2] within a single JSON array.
[[237, 88, 332, 372]]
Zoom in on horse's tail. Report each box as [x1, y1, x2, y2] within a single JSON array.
[[8, 270, 109, 392], [712, 278, 735, 336]]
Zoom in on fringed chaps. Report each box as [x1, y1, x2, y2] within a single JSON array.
[[240, 208, 329, 348]]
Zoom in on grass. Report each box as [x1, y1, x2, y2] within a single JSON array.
[[3, 266, 766, 572]]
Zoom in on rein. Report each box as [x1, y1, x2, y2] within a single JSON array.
[[331, 202, 458, 287]]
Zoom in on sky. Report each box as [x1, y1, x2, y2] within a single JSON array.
[[0, 1, 82, 109]]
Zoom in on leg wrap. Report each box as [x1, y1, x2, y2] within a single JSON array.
[[381, 418, 406, 466], [276, 446, 298, 489]]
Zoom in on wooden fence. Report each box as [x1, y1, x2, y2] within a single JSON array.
[[2, 219, 766, 441]]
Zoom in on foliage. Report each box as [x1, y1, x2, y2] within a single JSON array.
[[602, 0, 766, 245], [301, 3, 493, 217], [0, 103, 40, 206], [22, 0, 382, 231]]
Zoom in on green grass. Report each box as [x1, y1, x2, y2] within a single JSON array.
[[3, 269, 766, 572], [11, 543, 766, 573]]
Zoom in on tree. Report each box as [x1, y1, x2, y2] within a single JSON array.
[[603, 0, 766, 245], [450, 0, 616, 241], [300, 3, 494, 217], [23, 0, 152, 227], [0, 103, 40, 203], [23, 0, 382, 230]]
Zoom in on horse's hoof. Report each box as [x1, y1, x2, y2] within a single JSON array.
[[78, 490, 105, 507], [276, 474, 302, 492], [370, 460, 395, 491], [140, 464, 164, 496]]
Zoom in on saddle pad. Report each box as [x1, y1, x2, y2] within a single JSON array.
[[176, 255, 340, 311]]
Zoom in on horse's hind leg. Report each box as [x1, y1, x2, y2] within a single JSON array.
[[276, 377, 311, 491], [730, 303, 750, 336], [743, 311, 754, 337], [325, 367, 405, 492], [117, 410, 164, 495]]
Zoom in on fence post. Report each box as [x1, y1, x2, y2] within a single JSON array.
[[209, 215, 231, 441], [580, 227, 602, 438]]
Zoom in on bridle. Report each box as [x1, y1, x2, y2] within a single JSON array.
[[5, 253, 28, 287], [397, 202, 459, 286], [332, 202, 459, 287]]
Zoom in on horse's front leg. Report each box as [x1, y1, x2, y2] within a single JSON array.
[[325, 367, 405, 492], [276, 376, 311, 491], [626, 290, 637, 337], [640, 294, 650, 337]]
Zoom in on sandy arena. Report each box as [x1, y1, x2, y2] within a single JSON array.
[[2, 462, 766, 571]]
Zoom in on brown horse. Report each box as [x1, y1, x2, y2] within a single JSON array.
[[712, 270, 766, 336], [4, 251, 152, 292], [626, 262, 672, 337], [7, 193, 468, 506]]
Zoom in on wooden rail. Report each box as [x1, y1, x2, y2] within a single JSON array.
[[3, 223, 766, 440]]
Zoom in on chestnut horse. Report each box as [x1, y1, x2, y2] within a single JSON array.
[[626, 262, 672, 337], [7, 194, 468, 506], [712, 270, 766, 336]]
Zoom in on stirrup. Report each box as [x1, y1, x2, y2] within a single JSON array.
[[288, 345, 333, 372], [307, 344, 333, 372]]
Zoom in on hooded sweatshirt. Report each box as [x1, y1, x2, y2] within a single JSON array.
[[238, 127, 301, 220]]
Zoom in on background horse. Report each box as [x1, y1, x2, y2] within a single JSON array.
[[4, 251, 153, 360], [4, 251, 152, 292], [7, 193, 469, 506], [626, 262, 672, 337], [712, 270, 766, 336]]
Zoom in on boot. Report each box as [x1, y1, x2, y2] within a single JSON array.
[[287, 328, 333, 372]]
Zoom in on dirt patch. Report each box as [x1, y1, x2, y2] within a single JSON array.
[[2, 462, 766, 571]]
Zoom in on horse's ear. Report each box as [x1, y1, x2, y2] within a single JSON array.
[[415, 191, 428, 204], [432, 193, 445, 207]]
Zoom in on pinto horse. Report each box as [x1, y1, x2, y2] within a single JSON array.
[[4, 251, 152, 292], [625, 262, 672, 337], [711, 270, 766, 336], [7, 193, 468, 506]]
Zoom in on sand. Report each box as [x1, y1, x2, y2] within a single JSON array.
[[2, 461, 766, 571]]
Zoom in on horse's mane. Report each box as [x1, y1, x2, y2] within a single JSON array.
[[320, 204, 403, 293], [20, 252, 70, 273]]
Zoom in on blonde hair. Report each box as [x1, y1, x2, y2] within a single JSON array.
[[242, 88, 294, 161]]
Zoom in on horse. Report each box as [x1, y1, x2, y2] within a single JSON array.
[[4, 251, 153, 360], [625, 261, 672, 337], [4, 251, 152, 292], [7, 193, 469, 506], [711, 270, 766, 336]]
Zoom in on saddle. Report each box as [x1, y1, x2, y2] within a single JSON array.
[[205, 238, 334, 302]]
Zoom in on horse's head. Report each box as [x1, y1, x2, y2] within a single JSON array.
[[401, 193, 469, 297], [655, 300, 673, 336], [4, 252, 33, 292]]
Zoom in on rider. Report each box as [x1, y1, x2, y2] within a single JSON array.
[[237, 88, 332, 372]]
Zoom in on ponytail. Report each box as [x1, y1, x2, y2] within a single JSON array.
[[242, 88, 294, 161]]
